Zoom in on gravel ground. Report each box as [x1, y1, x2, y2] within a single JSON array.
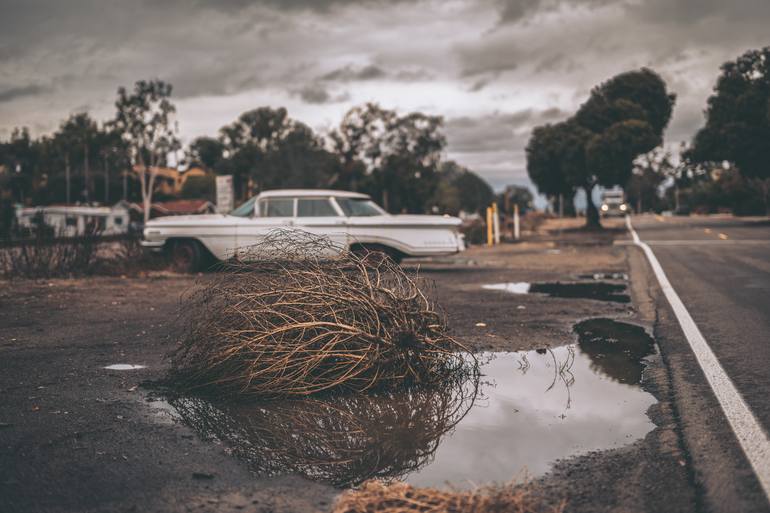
[[0, 218, 696, 513]]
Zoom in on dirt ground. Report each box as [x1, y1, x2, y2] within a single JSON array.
[[0, 217, 695, 513]]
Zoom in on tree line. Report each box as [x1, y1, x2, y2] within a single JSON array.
[[0, 84, 496, 227], [527, 46, 770, 226]]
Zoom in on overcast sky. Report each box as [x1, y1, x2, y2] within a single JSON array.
[[0, 0, 768, 190]]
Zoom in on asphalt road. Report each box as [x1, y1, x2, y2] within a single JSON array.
[[629, 214, 770, 513]]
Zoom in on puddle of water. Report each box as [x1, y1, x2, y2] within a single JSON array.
[[166, 319, 656, 489], [482, 282, 531, 294], [169, 382, 476, 487], [483, 281, 630, 303], [574, 318, 656, 385], [104, 364, 146, 370]]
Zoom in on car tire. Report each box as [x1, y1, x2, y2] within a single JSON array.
[[170, 239, 203, 273]]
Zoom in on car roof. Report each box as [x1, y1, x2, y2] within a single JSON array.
[[257, 189, 370, 199]]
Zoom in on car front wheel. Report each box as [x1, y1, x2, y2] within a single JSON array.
[[169, 239, 203, 273]]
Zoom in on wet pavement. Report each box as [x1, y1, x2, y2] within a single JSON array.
[[162, 319, 658, 490]]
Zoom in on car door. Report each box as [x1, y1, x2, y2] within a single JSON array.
[[293, 197, 348, 256], [235, 197, 295, 258]]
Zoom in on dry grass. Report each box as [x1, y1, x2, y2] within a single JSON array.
[[334, 480, 566, 513], [169, 230, 474, 397], [0, 225, 102, 279]]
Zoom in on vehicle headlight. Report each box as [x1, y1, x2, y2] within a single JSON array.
[[620, 204, 627, 211], [601, 205, 609, 211]]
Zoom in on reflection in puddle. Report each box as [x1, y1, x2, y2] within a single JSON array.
[[170, 380, 477, 487], [575, 318, 656, 385], [168, 319, 657, 489], [483, 281, 630, 303]]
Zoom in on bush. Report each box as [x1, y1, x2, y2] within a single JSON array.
[[0, 225, 101, 279], [169, 230, 474, 397]]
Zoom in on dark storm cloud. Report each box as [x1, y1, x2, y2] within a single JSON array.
[[0, 84, 49, 103], [629, 0, 770, 24], [290, 83, 350, 104], [1, 0, 769, 191], [293, 84, 332, 104], [320, 64, 387, 82], [193, 0, 414, 13], [318, 64, 434, 83]]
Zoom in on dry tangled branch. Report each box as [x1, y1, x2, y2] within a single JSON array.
[[334, 480, 566, 513], [170, 375, 477, 487], [169, 229, 473, 396]]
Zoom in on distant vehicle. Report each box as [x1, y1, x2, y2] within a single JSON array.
[[141, 189, 465, 271], [600, 190, 629, 217], [15, 204, 131, 237]]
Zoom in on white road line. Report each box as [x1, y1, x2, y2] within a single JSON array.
[[626, 216, 770, 501], [637, 239, 770, 246]]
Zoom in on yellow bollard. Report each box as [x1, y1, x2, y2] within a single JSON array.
[[492, 202, 500, 244], [486, 206, 493, 246]]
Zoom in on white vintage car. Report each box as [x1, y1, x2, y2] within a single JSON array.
[[141, 189, 465, 271]]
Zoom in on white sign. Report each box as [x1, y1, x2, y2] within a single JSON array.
[[215, 175, 234, 213]]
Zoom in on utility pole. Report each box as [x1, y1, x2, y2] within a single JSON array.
[[514, 204, 520, 240], [103, 153, 109, 205], [84, 142, 90, 203], [65, 153, 71, 204]]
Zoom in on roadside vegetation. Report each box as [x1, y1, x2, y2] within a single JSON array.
[[0, 86, 504, 240], [0, 230, 167, 279], [526, 46, 770, 225]]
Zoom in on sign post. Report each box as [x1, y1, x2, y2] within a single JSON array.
[[215, 175, 234, 214]]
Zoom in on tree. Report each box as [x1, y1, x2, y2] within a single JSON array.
[[576, 69, 675, 226], [188, 136, 225, 172], [330, 103, 445, 213], [688, 47, 770, 213], [111, 80, 180, 223], [55, 113, 101, 203], [431, 161, 494, 215], [0, 128, 39, 204], [526, 68, 675, 227], [526, 120, 591, 216], [499, 185, 533, 215], [216, 107, 338, 200], [625, 148, 671, 213], [328, 103, 395, 190]]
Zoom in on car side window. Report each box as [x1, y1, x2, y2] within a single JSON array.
[[297, 198, 337, 217], [260, 198, 295, 217]]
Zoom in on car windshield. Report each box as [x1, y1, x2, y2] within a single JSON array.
[[335, 197, 386, 217], [230, 197, 256, 217]]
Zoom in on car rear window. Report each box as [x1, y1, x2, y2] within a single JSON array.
[[297, 198, 337, 217], [335, 197, 384, 216]]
